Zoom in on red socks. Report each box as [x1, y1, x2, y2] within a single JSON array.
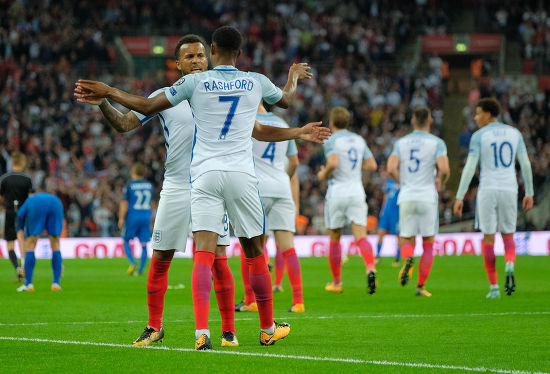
[[357, 237, 375, 272], [329, 241, 342, 284], [482, 243, 497, 285], [417, 242, 434, 287], [274, 245, 284, 286], [192, 251, 215, 330], [212, 256, 235, 334], [282, 248, 303, 304], [503, 236, 516, 263], [401, 242, 415, 260], [240, 250, 256, 305], [147, 257, 172, 331], [247, 254, 273, 329]]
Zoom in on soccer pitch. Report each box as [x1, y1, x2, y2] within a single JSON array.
[[1, 255, 549, 373]]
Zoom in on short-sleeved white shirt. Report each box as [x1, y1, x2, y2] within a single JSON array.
[[322, 129, 373, 199], [166, 65, 283, 181], [252, 112, 297, 199], [391, 130, 447, 204]]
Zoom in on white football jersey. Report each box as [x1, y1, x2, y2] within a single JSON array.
[[468, 122, 527, 193], [391, 130, 447, 204], [133, 88, 193, 190], [166, 65, 283, 181], [322, 129, 373, 199], [252, 112, 297, 199]]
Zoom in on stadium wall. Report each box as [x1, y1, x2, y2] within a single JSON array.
[[1, 233, 548, 259]]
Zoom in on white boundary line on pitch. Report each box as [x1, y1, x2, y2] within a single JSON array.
[[0, 336, 547, 374], [1, 311, 549, 327]]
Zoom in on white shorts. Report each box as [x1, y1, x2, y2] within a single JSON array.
[[191, 171, 264, 239], [152, 188, 229, 253], [262, 197, 295, 233], [475, 189, 517, 234], [398, 201, 438, 237], [324, 195, 367, 230]]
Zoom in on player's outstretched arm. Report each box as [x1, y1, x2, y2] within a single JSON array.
[[252, 121, 330, 144], [74, 80, 173, 116], [386, 155, 400, 183], [98, 99, 142, 133], [275, 63, 313, 109], [317, 154, 338, 180]]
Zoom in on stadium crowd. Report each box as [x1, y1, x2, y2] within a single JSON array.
[[8, 0, 530, 238]]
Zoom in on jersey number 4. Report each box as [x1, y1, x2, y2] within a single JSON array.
[[218, 96, 241, 140], [262, 142, 276, 164]]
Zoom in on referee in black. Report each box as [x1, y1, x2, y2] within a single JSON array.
[[0, 152, 33, 281]]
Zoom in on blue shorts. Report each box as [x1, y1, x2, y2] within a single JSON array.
[[23, 194, 64, 237], [378, 208, 399, 235], [122, 217, 151, 243]]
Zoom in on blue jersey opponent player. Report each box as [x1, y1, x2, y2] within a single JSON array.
[[376, 174, 402, 266], [16, 192, 64, 292], [119, 163, 153, 276]]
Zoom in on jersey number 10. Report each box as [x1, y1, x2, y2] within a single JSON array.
[[490, 141, 513, 168]]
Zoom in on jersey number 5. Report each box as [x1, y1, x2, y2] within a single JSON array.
[[218, 96, 241, 140], [408, 149, 420, 173]]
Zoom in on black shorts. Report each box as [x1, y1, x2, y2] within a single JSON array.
[[4, 210, 17, 241]]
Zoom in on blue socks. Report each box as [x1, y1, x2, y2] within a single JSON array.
[[51, 250, 62, 284], [395, 247, 402, 261], [139, 245, 148, 274], [376, 242, 382, 257], [124, 241, 135, 265], [25, 252, 36, 286]]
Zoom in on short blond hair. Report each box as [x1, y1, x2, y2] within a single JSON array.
[[11, 152, 26, 168], [132, 163, 146, 178], [330, 107, 350, 129]]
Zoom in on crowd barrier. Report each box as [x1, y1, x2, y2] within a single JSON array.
[[1, 232, 548, 259]]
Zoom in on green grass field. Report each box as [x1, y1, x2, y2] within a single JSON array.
[[1, 255, 549, 373]]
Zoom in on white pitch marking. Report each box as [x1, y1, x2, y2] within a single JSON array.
[[1, 311, 548, 327], [0, 336, 547, 374]]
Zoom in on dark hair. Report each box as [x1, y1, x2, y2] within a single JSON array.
[[413, 107, 430, 126], [476, 97, 501, 117], [174, 34, 208, 59], [212, 26, 242, 55]]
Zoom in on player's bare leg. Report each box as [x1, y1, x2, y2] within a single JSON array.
[[351, 223, 376, 294], [399, 236, 415, 286], [274, 230, 304, 312], [482, 234, 500, 298], [416, 235, 434, 297], [326, 228, 343, 292]]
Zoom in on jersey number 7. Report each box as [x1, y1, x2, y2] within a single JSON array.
[[218, 96, 241, 140]]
